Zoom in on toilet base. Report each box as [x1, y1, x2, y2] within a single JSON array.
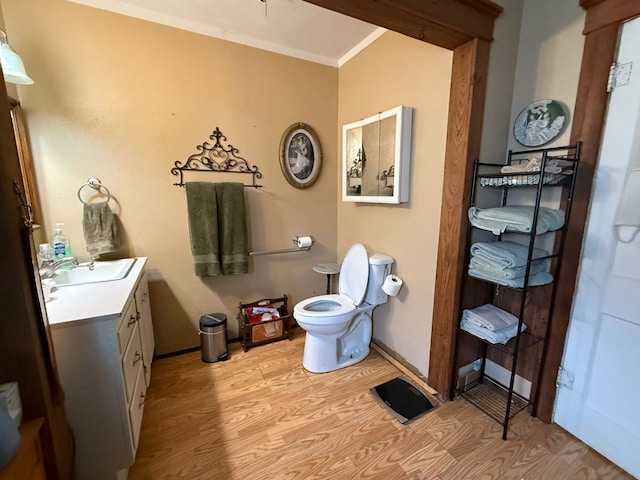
[[302, 312, 372, 373]]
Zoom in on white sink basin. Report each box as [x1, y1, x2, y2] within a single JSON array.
[[53, 258, 136, 287]]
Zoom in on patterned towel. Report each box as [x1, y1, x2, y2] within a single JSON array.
[[83, 201, 120, 258]]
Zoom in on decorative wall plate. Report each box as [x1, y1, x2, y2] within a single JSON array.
[[513, 99, 567, 147]]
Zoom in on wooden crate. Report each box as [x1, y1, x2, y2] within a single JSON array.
[[237, 295, 292, 352]]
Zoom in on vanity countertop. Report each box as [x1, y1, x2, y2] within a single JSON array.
[[46, 257, 147, 328]]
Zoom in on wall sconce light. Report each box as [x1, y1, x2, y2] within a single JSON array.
[[0, 30, 33, 85]]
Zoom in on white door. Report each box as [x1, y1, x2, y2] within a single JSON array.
[[553, 18, 640, 478]]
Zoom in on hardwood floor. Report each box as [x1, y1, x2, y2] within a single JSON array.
[[129, 331, 633, 479]]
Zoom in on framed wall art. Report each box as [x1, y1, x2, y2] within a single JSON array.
[[279, 122, 322, 189]]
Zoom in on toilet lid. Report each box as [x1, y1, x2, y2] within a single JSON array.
[[339, 243, 369, 306]]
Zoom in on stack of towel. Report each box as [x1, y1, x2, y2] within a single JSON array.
[[469, 241, 553, 288], [460, 303, 526, 344], [468, 205, 565, 235]]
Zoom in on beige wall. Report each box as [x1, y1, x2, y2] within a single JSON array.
[[338, 32, 453, 376], [476, 0, 584, 164], [509, 0, 585, 150], [2, 0, 338, 354], [503, 2, 585, 225], [480, 0, 524, 162]]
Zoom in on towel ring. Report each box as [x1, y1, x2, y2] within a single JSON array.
[[77, 177, 111, 204]]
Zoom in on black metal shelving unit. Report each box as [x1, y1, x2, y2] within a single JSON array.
[[451, 142, 581, 440]]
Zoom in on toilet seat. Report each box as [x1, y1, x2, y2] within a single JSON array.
[[294, 294, 356, 322], [294, 243, 369, 324]]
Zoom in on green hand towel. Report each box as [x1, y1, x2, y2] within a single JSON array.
[[186, 182, 221, 276], [216, 182, 248, 275], [185, 182, 248, 277], [83, 201, 120, 258]]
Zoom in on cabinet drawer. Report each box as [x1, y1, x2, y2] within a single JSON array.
[[117, 300, 138, 355], [122, 323, 143, 403], [128, 363, 147, 451]]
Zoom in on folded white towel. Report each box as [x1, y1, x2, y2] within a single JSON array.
[[469, 256, 550, 279], [468, 205, 565, 235], [469, 268, 553, 288], [501, 157, 570, 175], [462, 304, 518, 331], [543, 165, 563, 174], [460, 317, 526, 344], [470, 241, 550, 269], [501, 157, 542, 174]]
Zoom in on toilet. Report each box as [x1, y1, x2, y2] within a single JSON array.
[[294, 243, 395, 373]]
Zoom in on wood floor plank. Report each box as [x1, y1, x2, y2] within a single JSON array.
[[129, 333, 634, 480]]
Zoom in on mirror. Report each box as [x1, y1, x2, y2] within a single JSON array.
[[342, 105, 412, 204]]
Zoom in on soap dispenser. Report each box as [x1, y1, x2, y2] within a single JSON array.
[[51, 223, 72, 260]]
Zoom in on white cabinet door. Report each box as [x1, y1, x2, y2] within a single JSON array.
[[117, 299, 138, 355], [122, 322, 143, 403], [128, 363, 147, 451], [553, 17, 640, 479], [134, 274, 155, 387]]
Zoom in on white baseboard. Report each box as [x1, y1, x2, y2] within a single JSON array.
[[485, 359, 531, 399]]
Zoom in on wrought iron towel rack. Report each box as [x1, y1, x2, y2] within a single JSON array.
[[171, 127, 263, 188]]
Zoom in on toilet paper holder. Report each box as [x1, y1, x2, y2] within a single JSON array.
[[248, 236, 314, 257], [382, 274, 404, 296]]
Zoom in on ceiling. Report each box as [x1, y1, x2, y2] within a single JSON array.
[[67, 0, 386, 67]]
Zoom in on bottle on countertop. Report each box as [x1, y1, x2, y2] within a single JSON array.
[[50, 223, 72, 260], [38, 243, 54, 267]]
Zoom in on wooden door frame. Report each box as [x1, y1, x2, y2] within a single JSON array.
[[0, 81, 74, 478]]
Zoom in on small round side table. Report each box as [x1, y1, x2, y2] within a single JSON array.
[[312, 263, 340, 295]]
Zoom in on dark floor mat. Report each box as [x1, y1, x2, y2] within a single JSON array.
[[370, 377, 435, 424]]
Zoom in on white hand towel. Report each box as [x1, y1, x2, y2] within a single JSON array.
[[468, 268, 553, 288], [462, 303, 519, 331], [501, 157, 569, 174], [469, 256, 550, 279], [468, 205, 565, 235], [460, 317, 526, 344], [501, 157, 541, 173], [470, 241, 550, 269]]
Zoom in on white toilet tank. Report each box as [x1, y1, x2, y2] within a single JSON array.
[[364, 253, 395, 305]]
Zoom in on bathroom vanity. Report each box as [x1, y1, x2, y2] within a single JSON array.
[[46, 257, 154, 480]]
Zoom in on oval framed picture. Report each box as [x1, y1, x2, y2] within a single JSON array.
[[513, 99, 568, 147], [279, 122, 322, 189]]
